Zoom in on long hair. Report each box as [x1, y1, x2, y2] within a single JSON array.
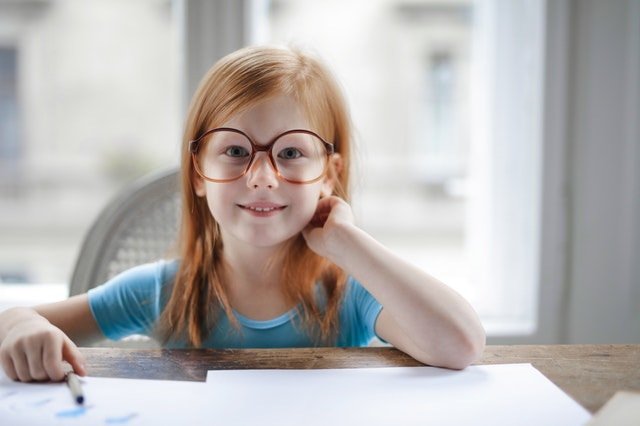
[[157, 46, 353, 347]]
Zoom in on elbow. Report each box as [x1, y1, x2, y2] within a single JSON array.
[[443, 312, 487, 370], [445, 329, 486, 370], [418, 323, 486, 370]]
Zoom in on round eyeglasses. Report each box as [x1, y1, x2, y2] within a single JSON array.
[[189, 128, 335, 184]]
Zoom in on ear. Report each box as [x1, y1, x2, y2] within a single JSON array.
[[192, 170, 207, 197], [321, 153, 343, 197]]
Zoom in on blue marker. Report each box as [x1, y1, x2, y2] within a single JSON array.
[[65, 370, 85, 404]]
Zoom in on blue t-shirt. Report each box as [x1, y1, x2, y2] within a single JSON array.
[[87, 260, 384, 348]]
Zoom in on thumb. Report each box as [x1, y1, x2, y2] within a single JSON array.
[[62, 336, 87, 376], [302, 224, 320, 242]]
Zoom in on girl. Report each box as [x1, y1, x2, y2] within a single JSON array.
[[0, 46, 485, 382]]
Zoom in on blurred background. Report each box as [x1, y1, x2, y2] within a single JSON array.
[[0, 0, 638, 345]]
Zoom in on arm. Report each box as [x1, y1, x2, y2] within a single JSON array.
[[303, 196, 486, 370], [0, 294, 102, 381]]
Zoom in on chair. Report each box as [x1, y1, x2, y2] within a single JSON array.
[[69, 167, 181, 347]]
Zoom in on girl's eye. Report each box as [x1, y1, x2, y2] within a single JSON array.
[[277, 147, 302, 160], [224, 145, 249, 157]]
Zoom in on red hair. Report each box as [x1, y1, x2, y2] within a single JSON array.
[[157, 46, 353, 347]]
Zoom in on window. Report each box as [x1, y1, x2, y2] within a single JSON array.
[[0, 47, 20, 197], [263, 0, 544, 338], [1, 0, 547, 341], [0, 0, 180, 287]]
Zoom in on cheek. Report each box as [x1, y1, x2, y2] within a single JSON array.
[[294, 186, 323, 222], [202, 184, 235, 221]]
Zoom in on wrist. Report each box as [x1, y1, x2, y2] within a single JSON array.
[[324, 221, 367, 267], [0, 307, 46, 339]]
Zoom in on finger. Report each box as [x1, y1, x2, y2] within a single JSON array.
[[315, 195, 339, 213], [42, 335, 66, 382], [309, 211, 331, 228], [309, 198, 339, 228], [11, 351, 32, 382], [319, 196, 351, 218], [302, 227, 324, 254], [26, 343, 49, 382], [302, 225, 318, 240], [62, 336, 87, 376], [0, 350, 18, 381]]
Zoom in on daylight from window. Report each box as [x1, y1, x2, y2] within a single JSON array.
[[0, 0, 180, 290], [1, 0, 543, 336]]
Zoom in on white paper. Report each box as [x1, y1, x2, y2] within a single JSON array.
[[0, 372, 212, 426], [205, 363, 591, 426], [0, 363, 592, 425]]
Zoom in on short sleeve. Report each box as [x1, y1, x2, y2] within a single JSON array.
[[337, 277, 384, 347], [87, 260, 176, 341]]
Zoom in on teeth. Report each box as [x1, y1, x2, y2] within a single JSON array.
[[246, 206, 277, 212]]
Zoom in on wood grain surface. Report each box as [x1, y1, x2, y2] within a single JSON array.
[[80, 344, 640, 413]]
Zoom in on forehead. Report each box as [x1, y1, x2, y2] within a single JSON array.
[[221, 95, 311, 142]]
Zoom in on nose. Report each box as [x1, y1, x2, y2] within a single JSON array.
[[246, 152, 279, 189]]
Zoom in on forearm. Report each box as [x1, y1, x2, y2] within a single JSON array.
[[33, 295, 102, 345], [326, 224, 485, 366]]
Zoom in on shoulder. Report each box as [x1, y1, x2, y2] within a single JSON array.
[[337, 276, 382, 316], [342, 276, 372, 301], [117, 259, 179, 287], [88, 259, 179, 300], [335, 276, 383, 346], [342, 276, 383, 319], [317, 276, 372, 304], [85, 259, 179, 340]]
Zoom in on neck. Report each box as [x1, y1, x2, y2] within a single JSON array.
[[221, 237, 291, 290]]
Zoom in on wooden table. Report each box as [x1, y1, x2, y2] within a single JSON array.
[[80, 344, 640, 414]]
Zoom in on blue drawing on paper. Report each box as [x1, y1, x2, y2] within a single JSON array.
[[105, 412, 139, 424], [56, 405, 89, 418], [29, 397, 53, 407]]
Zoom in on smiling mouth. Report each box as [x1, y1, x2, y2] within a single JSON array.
[[237, 204, 287, 213]]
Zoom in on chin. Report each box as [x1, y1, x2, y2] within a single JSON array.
[[242, 230, 302, 248]]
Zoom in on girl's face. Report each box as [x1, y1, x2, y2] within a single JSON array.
[[193, 95, 337, 250]]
